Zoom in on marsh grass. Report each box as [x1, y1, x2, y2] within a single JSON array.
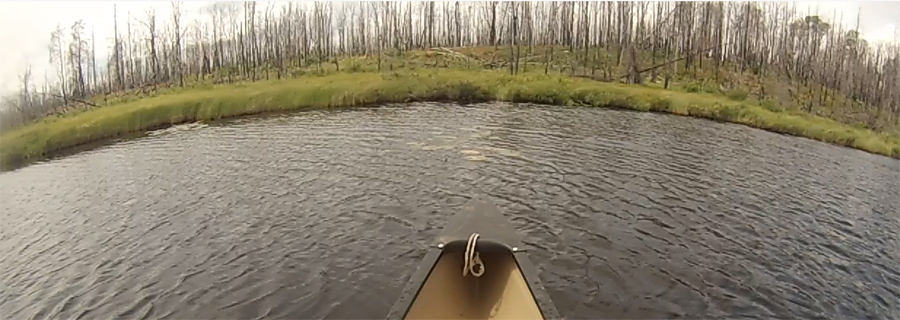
[[2, 68, 897, 170]]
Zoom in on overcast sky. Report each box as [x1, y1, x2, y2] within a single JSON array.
[[0, 1, 897, 97]]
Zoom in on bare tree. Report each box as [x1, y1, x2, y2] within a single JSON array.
[[172, 1, 185, 87], [113, 3, 124, 90], [3, 1, 898, 133], [69, 20, 89, 98], [138, 8, 160, 82], [17, 67, 34, 124], [49, 25, 68, 107]]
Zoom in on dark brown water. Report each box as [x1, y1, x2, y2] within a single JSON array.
[[1, 103, 898, 319]]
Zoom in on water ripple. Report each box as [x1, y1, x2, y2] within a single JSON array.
[[1, 103, 898, 319]]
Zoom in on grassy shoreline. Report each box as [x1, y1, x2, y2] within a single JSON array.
[[1, 69, 898, 170]]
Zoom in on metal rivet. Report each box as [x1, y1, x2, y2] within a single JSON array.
[[437, 243, 444, 249]]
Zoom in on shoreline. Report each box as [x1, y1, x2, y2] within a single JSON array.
[[2, 69, 898, 171]]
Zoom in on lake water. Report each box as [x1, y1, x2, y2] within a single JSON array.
[[2, 102, 898, 319]]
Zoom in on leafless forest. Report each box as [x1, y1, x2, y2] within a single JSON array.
[[2, 1, 898, 133]]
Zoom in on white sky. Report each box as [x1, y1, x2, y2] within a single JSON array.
[[0, 1, 212, 96], [0, 1, 897, 97]]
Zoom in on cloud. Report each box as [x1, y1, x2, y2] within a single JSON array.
[[1, 1, 898, 97], [794, 1, 900, 42], [0, 1, 211, 95]]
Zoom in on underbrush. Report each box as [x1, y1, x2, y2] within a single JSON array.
[[2, 69, 897, 171]]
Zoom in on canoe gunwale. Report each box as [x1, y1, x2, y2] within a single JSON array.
[[510, 248, 561, 319], [385, 246, 443, 320]]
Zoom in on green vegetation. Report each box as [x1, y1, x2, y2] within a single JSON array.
[[2, 65, 897, 171], [5, 0, 899, 170]]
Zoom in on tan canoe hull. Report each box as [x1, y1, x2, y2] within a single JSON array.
[[386, 198, 560, 320]]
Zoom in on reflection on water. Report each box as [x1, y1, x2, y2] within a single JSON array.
[[1, 102, 898, 319]]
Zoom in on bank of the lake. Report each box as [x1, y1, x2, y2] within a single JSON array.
[[1, 69, 898, 170]]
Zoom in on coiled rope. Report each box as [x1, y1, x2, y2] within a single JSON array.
[[463, 233, 485, 277]]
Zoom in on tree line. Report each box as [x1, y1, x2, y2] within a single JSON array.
[[2, 1, 898, 132]]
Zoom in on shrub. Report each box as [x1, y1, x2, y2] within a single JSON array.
[[649, 97, 673, 112], [686, 103, 714, 119], [702, 82, 720, 94], [569, 89, 612, 107], [449, 81, 491, 103], [726, 89, 749, 101], [717, 103, 749, 121], [507, 84, 570, 106], [606, 95, 634, 109], [684, 82, 703, 93], [760, 99, 784, 113]]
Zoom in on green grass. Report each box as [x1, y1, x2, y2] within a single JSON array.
[[2, 68, 898, 171]]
